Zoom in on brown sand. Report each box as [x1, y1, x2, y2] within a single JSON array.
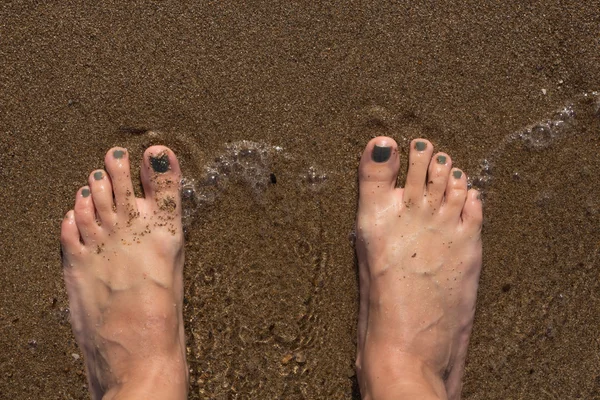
[[1, 1, 599, 399]]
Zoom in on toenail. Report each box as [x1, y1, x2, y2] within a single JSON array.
[[150, 152, 170, 173], [93, 171, 103, 180], [371, 145, 392, 163], [82, 188, 90, 197], [437, 155, 447, 164], [113, 150, 125, 159], [453, 170, 463, 179], [415, 141, 427, 151]]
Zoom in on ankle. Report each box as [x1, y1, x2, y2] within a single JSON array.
[[102, 356, 188, 400], [361, 353, 447, 400]]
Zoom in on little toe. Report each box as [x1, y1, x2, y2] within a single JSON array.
[[425, 152, 452, 210], [88, 169, 116, 225], [441, 168, 468, 219], [74, 186, 99, 243], [140, 146, 182, 213], [104, 147, 138, 219], [358, 136, 400, 211], [60, 210, 85, 254], [461, 189, 483, 234], [403, 138, 434, 206]]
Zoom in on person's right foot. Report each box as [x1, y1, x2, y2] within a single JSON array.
[[60, 146, 188, 400], [355, 137, 483, 400]]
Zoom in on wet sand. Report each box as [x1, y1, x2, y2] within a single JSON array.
[[1, 1, 599, 399]]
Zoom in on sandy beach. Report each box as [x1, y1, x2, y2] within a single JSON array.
[[1, 1, 599, 399]]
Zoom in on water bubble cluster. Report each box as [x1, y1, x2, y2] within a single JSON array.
[[468, 158, 493, 191], [181, 141, 282, 226], [467, 91, 598, 197]]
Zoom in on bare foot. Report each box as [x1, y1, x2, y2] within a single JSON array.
[[355, 137, 483, 400], [60, 146, 188, 400]]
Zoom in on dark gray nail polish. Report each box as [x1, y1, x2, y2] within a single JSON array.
[[415, 141, 427, 151], [150, 153, 170, 173], [93, 171, 103, 180], [453, 170, 463, 179], [437, 155, 447, 164], [82, 188, 90, 197], [372, 145, 392, 163], [113, 150, 125, 159]]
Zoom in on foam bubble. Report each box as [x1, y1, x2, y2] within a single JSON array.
[[516, 104, 575, 150], [304, 166, 328, 186]]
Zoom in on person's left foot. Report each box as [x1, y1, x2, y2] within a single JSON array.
[[60, 146, 188, 400], [355, 137, 483, 400]]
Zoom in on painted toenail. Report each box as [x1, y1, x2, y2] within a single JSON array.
[[437, 155, 447, 164], [453, 170, 463, 179], [93, 171, 103, 180], [415, 141, 427, 151], [372, 145, 392, 163], [82, 188, 90, 197], [150, 152, 170, 173], [113, 150, 125, 159]]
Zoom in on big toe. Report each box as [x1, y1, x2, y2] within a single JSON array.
[[140, 146, 182, 214], [358, 136, 400, 212]]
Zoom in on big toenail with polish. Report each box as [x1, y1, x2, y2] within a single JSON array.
[[453, 170, 463, 179], [415, 141, 427, 151], [113, 150, 125, 159], [372, 145, 392, 163], [94, 171, 103, 180], [437, 155, 447, 164], [82, 188, 90, 197], [150, 153, 170, 173]]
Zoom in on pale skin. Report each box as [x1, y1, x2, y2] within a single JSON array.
[[60, 137, 482, 399], [355, 137, 483, 400]]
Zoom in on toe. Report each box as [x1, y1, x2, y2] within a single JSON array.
[[403, 138, 434, 207], [425, 152, 452, 210], [104, 147, 138, 219], [60, 210, 84, 254], [461, 189, 483, 234], [358, 136, 400, 211], [88, 169, 116, 226], [74, 186, 100, 243], [441, 168, 468, 219], [140, 146, 182, 212]]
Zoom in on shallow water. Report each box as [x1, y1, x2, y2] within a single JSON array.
[[1, 1, 600, 399], [160, 92, 600, 398], [468, 91, 599, 196]]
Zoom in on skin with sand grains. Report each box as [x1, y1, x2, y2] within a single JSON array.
[[60, 146, 187, 400]]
